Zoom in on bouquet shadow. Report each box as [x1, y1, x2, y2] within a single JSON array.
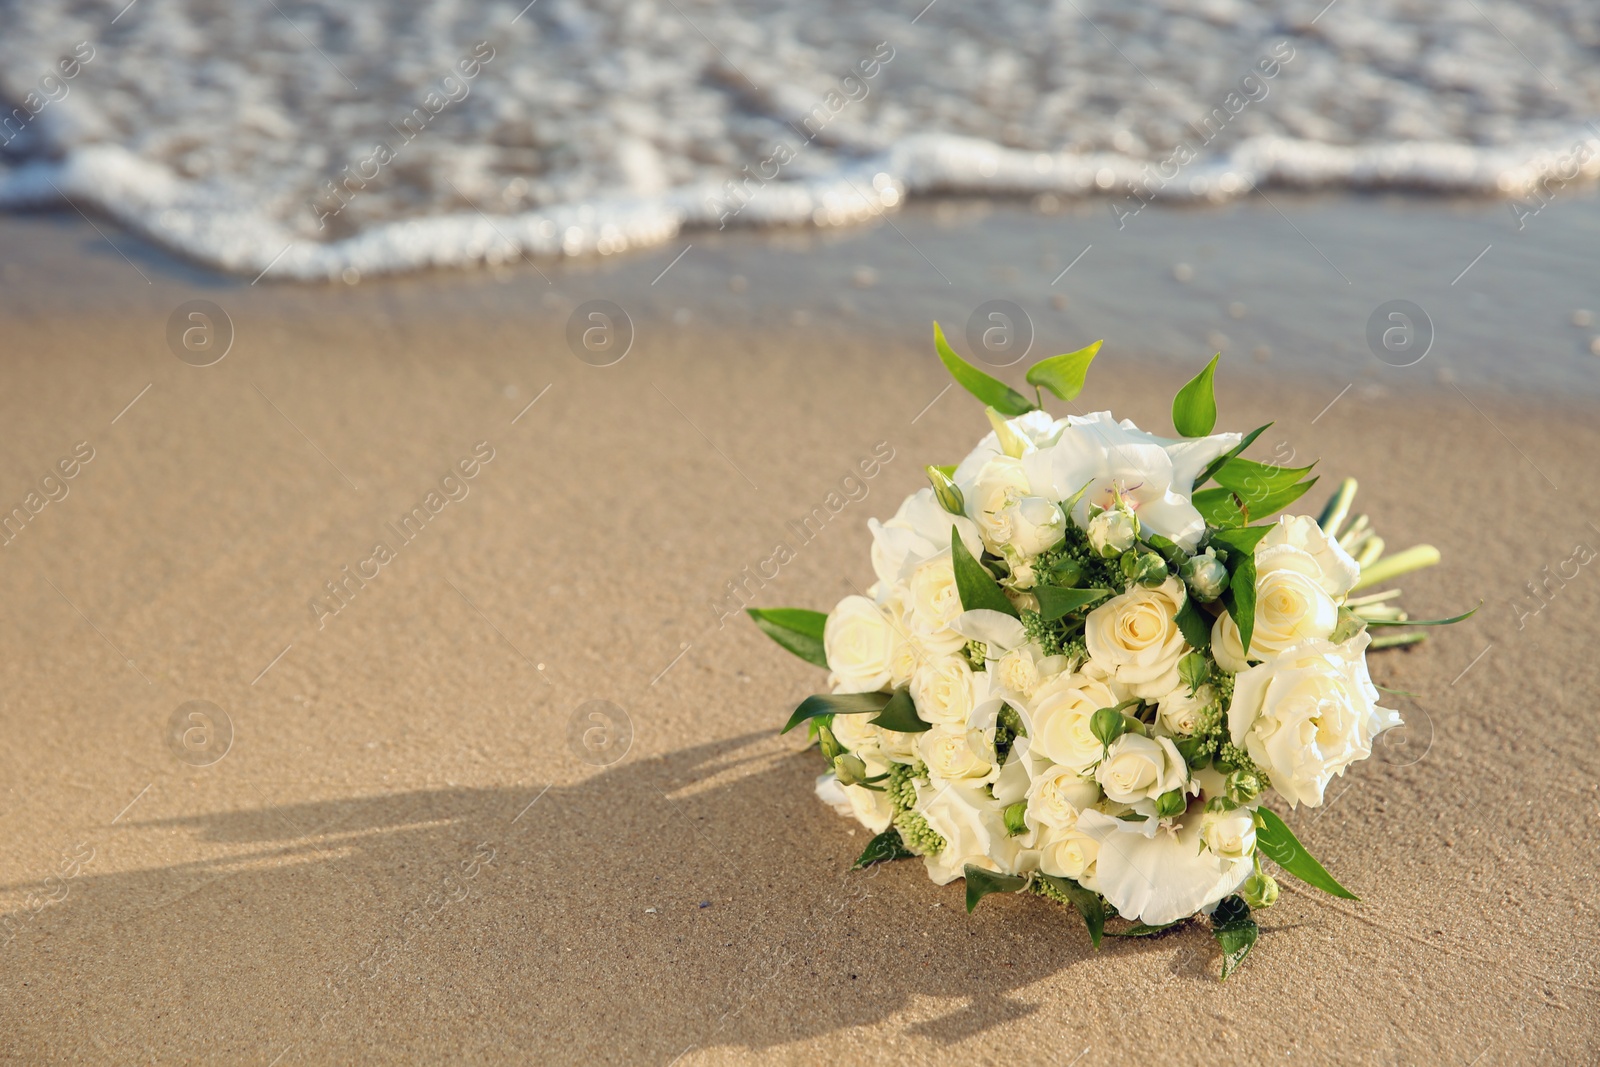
[[3, 733, 1218, 1062]]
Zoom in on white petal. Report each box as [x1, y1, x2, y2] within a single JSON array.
[[1077, 809, 1253, 925]]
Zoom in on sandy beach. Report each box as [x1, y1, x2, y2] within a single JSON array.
[[0, 202, 1597, 1065]]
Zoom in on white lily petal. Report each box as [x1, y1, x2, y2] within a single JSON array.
[[952, 609, 1027, 651]]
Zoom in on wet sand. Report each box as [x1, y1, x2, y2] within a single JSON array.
[[0, 202, 1596, 1064]]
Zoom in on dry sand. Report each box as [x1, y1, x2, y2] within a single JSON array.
[[0, 213, 1596, 1065]]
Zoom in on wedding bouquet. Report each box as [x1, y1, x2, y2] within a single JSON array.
[[750, 326, 1471, 977]]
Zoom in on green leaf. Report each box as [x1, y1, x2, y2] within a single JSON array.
[[1037, 874, 1106, 948], [1213, 457, 1317, 500], [782, 691, 891, 734], [1175, 598, 1210, 651], [869, 686, 930, 733], [746, 608, 829, 669], [1364, 602, 1481, 627], [951, 526, 1019, 618], [1208, 525, 1273, 558], [1210, 895, 1259, 980], [1196, 478, 1319, 528], [1225, 554, 1257, 656], [853, 827, 915, 869], [1025, 340, 1103, 401], [1144, 533, 1187, 568], [1033, 585, 1111, 622], [1172, 353, 1220, 437], [1195, 422, 1274, 488], [1106, 919, 1187, 937], [963, 865, 1029, 913], [1255, 808, 1358, 900], [1194, 487, 1246, 528], [933, 322, 1035, 416]]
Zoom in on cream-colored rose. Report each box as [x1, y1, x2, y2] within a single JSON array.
[[1258, 514, 1360, 599], [916, 725, 994, 782], [1038, 827, 1100, 880], [1001, 496, 1065, 558], [1227, 633, 1401, 808], [814, 771, 891, 834], [908, 555, 968, 655], [824, 595, 899, 693], [1084, 577, 1190, 698], [877, 727, 921, 765], [1087, 507, 1137, 557], [959, 455, 1032, 551], [1025, 765, 1100, 831], [916, 781, 1017, 884], [1211, 610, 1252, 673], [877, 583, 922, 688], [1029, 672, 1122, 773], [1158, 684, 1215, 736], [911, 655, 976, 726], [829, 708, 886, 765], [994, 646, 1041, 697], [1095, 733, 1189, 803], [1250, 555, 1339, 658], [1201, 806, 1257, 860]]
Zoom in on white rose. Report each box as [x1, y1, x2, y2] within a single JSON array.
[[1157, 684, 1215, 736], [1084, 577, 1190, 698], [815, 771, 894, 834], [1095, 733, 1189, 804], [1201, 806, 1257, 860], [824, 595, 900, 693], [868, 488, 985, 586], [1181, 547, 1229, 602], [960, 455, 1032, 551], [1258, 514, 1360, 600], [1250, 551, 1340, 658], [907, 555, 969, 655], [916, 781, 1016, 885], [829, 709, 886, 766], [877, 727, 921, 765], [994, 646, 1042, 697], [1038, 828, 1100, 880], [877, 583, 922, 688], [1087, 508, 1138, 557], [1022, 410, 1241, 552], [1024, 765, 1100, 831], [1227, 633, 1401, 808], [916, 725, 994, 782], [1212, 610, 1252, 673], [1002, 496, 1065, 558], [1029, 672, 1123, 773], [910, 655, 976, 726]]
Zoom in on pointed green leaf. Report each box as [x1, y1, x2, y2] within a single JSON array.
[[747, 608, 829, 669], [1364, 602, 1480, 627], [1025, 340, 1103, 401], [1213, 458, 1317, 499], [1209, 525, 1273, 558], [1175, 597, 1210, 650], [951, 526, 1019, 618], [1225, 554, 1257, 655], [1038, 874, 1106, 948], [1106, 919, 1187, 937], [1255, 808, 1358, 900], [868, 686, 929, 733], [1210, 895, 1259, 979], [1195, 422, 1274, 488], [853, 827, 915, 869], [781, 691, 891, 734], [963, 865, 1029, 912], [1194, 486, 1246, 528], [933, 322, 1035, 416], [1033, 585, 1111, 622], [1172, 353, 1220, 437]]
